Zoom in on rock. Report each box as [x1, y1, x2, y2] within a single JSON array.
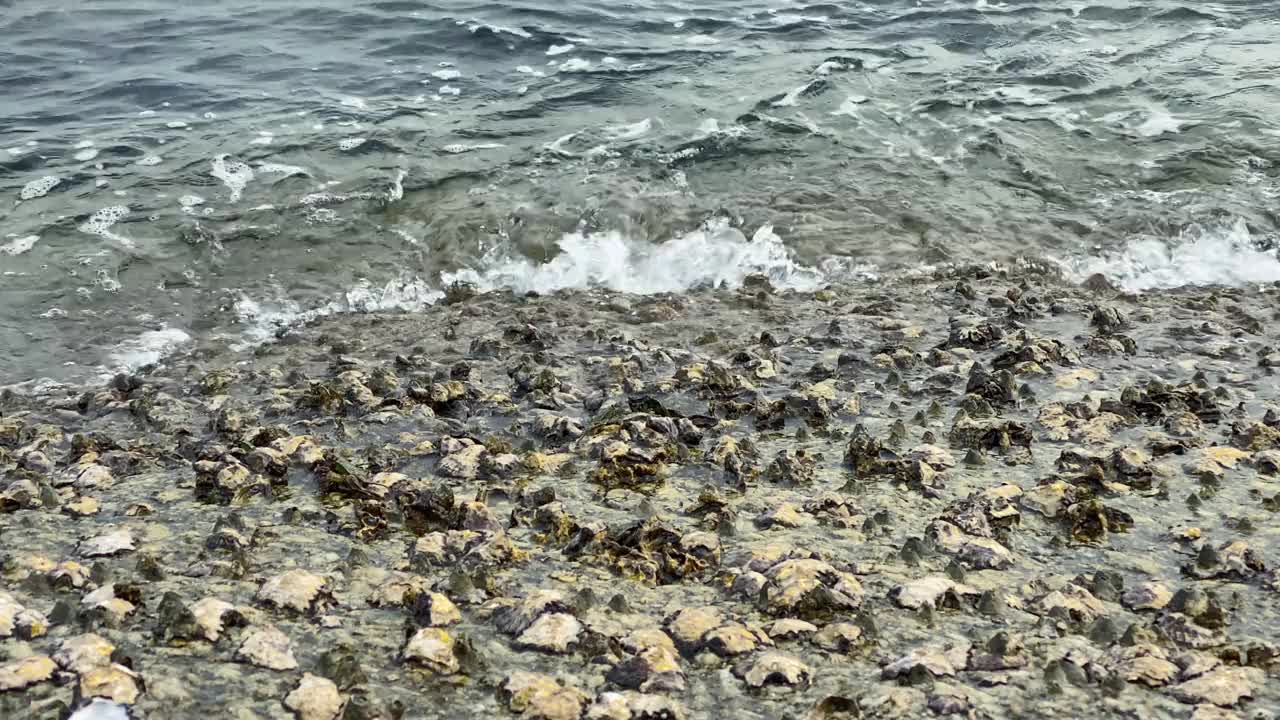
[[501, 671, 562, 712], [79, 528, 136, 558], [438, 444, 486, 479], [0, 479, 41, 512], [703, 624, 761, 657], [65, 496, 101, 517], [881, 645, 965, 680], [79, 663, 141, 705], [1035, 585, 1107, 624], [812, 623, 863, 653], [257, 570, 330, 613], [588, 692, 687, 720], [734, 652, 812, 689], [1172, 667, 1263, 707], [54, 634, 116, 673], [82, 584, 137, 625], [516, 613, 581, 653], [1020, 482, 1073, 518], [958, 538, 1014, 570], [493, 590, 570, 635], [526, 687, 590, 720], [666, 607, 722, 654], [763, 619, 818, 641], [608, 643, 685, 692], [500, 672, 588, 720], [412, 592, 462, 627], [285, 673, 345, 720], [0, 592, 25, 638], [402, 628, 459, 674], [891, 576, 977, 610], [757, 502, 812, 529], [1121, 582, 1173, 612], [191, 598, 239, 641], [0, 655, 56, 691], [760, 559, 864, 619], [237, 625, 298, 671]]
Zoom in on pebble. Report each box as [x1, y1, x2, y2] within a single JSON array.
[[237, 625, 298, 670]]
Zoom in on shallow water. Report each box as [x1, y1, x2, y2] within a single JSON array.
[[3, 0, 1280, 382]]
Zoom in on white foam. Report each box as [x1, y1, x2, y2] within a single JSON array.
[[210, 155, 254, 202], [179, 194, 205, 208], [1, 235, 38, 255], [19, 176, 60, 201], [226, 222, 865, 350], [547, 43, 576, 56], [557, 58, 592, 73], [442, 221, 828, 295], [232, 278, 445, 350], [107, 327, 192, 372], [604, 118, 652, 141], [1134, 107, 1182, 137], [257, 162, 310, 177], [388, 169, 407, 201], [437, 85, 461, 96], [74, 148, 100, 161], [339, 137, 368, 151], [69, 699, 130, 720], [686, 34, 719, 46], [136, 155, 163, 166], [441, 143, 506, 154], [78, 206, 135, 248], [1062, 219, 1280, 291], [432, 68, 462, 80]]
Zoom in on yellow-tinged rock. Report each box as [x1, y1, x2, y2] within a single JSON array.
[[0, 655, 56, 691], [1055, 369, 1099, 389]]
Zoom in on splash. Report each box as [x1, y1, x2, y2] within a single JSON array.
[[442, 221, 829, 295], [1062, 219, 1280, 291], [106, 327, 192, 373]]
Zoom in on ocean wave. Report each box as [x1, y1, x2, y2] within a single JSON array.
[[1060, 219, 1280, 291]]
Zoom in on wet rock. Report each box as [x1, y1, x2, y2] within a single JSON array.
[[82, 584, 138, 625], [881, 644, 966, 680], [1156, 613, 1223, 649], [438, 443, 486, 479], [79, 528, 136, 558], [891, 576, 978, 611], [411, 592, 462, 627], [237, 625, 299, 671], [1107, 645, 1180, 687], [1183, 541, 1266, 580], [285, 673, 345, 720], [757, 502, 812, 529], [764, 619, 818, 641], [966, 632, 1029, 671], [734, 652, 812, 689], [703, 623, 763, 657], [0, 655, 56, 692], [958, 538, 1014, 570], [500, 672, 588, 720], [516, 613, 582, 654], [55, 634, 116, 673], [587, 692, 687, 720], [666, 607, 722, 654], [764, 450, 816, 485], [0, 478, 41, 512], [812, 623, 863, 653], [494, 590, 572, 635], [191, 598, 240, 641], [1122, 582, 1173, 612], [79, 663, 141, 705], [257, 570, 331, 613], [608, 644, 685, 692], [402, 628, 459, 674], [760, 559, 864, 619], [1172, 667, 1263, 707], [1034, 584, 1107, 625]]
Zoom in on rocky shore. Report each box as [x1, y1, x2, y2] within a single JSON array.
[[2, 265, 1278, 720]]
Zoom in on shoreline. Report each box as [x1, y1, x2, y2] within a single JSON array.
[[2, 267, 1278, 719]]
